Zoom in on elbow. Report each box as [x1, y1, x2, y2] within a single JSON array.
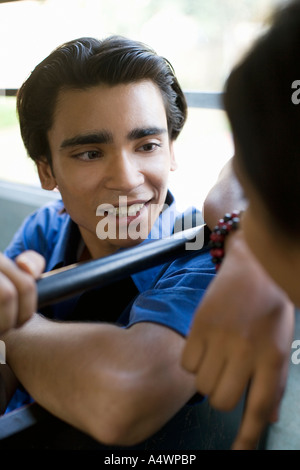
[[87, 404, 146, 447], [83, 380, 152, 447], [88, 416, 136, 447]]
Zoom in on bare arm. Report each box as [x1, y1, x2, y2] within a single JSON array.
[[1, 314, 196, 446], [182, 229, 295, 450], [203, 157, 248, 229], [183, 158, 295, 449]]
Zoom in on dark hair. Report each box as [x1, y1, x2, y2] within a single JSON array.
[[17, 35, 187, 164], [224, 0, 300, 236]]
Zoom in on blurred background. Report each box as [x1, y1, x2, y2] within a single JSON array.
[[0, 0, 289, 211]]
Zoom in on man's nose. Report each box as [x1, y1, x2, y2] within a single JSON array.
[[104, 153, 144, 191]]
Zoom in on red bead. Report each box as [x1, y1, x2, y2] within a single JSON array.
[[210, 232, 225, 242], [224, 221, 233, 230], [231, 210, 240, 218], [210, 210, 243, 272], [210, 248, 224, 258]]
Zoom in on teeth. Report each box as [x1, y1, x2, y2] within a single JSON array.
[[128, 203, 144, 216], [107, 203, 145, 217]]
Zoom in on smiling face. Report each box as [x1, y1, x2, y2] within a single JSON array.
[[37, 81, 177, 259]]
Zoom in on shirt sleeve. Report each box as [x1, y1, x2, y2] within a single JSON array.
[[4, 211, 43, 260], [126, 248, 215, 337], [4, 200, 65, 261]]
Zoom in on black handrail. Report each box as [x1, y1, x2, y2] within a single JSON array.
[[37, 224, 207, 308]]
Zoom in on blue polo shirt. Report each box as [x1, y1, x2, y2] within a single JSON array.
[[5, 191, 215, 335], [4, 191, 215, 412]]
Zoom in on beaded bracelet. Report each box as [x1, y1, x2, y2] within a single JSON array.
[[209, 210, 242, 271]]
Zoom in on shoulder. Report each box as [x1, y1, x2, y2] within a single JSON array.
[[156, 246, 215, 289], [127, 235, 215, 337], [21, 198, 67, 237], [4, 199, 70, 259]]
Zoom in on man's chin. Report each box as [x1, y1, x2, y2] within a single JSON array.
[[110, 236, 147, 250]]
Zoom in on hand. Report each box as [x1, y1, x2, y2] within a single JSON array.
[[182, 231, 295, 450], [0, 251, 45, 333]]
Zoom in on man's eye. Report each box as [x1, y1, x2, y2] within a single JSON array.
[[74, 150, 102, 160], [138, 143, 160, 152]]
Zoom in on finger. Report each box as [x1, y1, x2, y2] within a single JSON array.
[[14, 274, 37, 326], [266, 363, 288, 424], [193, 335, 226, 397], [0, 271, 18, 332], [0, 253, 37, 327], [182, 320, 206, 373], [15, 250, 45, 279], [231, 367, 283, 450], [208, 350, 252, 411]]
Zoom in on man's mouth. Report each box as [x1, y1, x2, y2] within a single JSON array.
[[105, 202, 146, 217]]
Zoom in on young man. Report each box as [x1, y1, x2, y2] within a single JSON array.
[[0, 36, 215, 447]]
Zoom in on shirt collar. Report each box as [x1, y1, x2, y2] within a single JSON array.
[[47, 217, 81, 272], [144, 190, 178, 242]]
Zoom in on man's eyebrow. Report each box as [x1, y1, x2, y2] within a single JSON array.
[[60, 131, 113, 149], [127, 127, 167, 141]]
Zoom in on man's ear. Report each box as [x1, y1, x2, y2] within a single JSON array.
[[169, 142, 178, 172], [36, 158, 57, 190]]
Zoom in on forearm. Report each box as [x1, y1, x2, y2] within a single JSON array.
[[203, 157, 248, 229], [2, 314, 195, 445], [2, 314, 132, 443]]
